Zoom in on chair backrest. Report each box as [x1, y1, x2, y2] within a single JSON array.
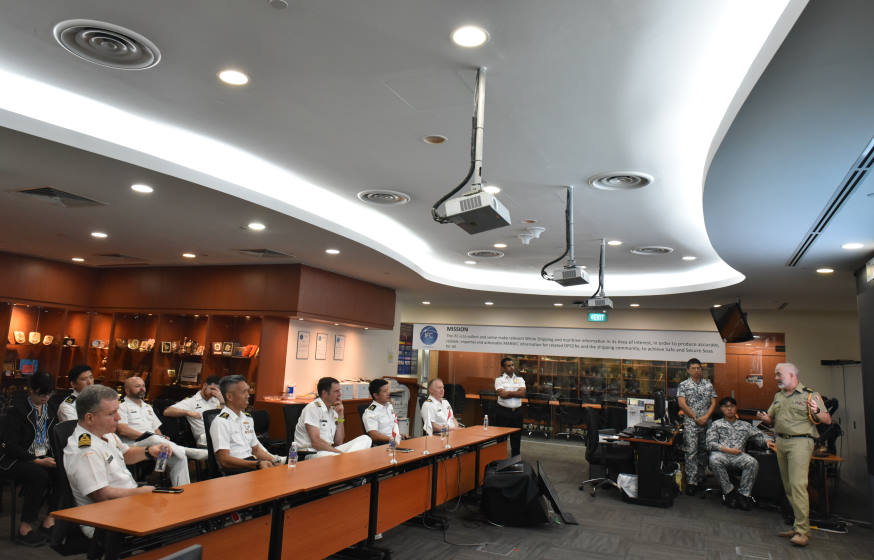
[[584, 407, 602, 463], [282, 404, 306, 445], [48, 389, 72, 412], [251, 409, 270, 436], [49, 420, 83, 549], [202, 409, 223, 477], [478, 391, 498, 420], [357, 402, 370, 423], [444, 384, 466, 414]]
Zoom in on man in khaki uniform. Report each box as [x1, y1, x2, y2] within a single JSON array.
[[757, 363, 830, 548]]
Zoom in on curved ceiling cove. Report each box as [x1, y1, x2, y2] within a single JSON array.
[[0, 1, 806, 296]]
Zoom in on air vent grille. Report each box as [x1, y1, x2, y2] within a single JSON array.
[[459, 195, 481, 212], [466, 249, 504, 259], [53, 19, 161, 70], [588, 172, 653, 191], [357, 190, 411, 206], [630, 246, 673, 255], [16, 187, 104, 208], [786, 136, 874, 267], [238, 249, 293, 258]]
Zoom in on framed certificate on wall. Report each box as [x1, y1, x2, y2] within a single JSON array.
[[315, 332, 328, 360], [333, 334, 345, 361], [296, 330, 310, 359]]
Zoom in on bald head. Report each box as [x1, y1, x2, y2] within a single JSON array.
[[124, 376, 147, 400], [775, 362, 799, 392]]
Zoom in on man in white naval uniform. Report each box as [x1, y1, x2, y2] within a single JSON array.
[[294, 377, 371, 458], [210, 375, 281, 473], [361, 378, 402, 445], [420, 378, 459, 436], [57, 364, 94, 423], [163, 376, 224, 447]]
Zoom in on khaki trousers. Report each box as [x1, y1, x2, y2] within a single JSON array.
[[775, 437, 814, 536]]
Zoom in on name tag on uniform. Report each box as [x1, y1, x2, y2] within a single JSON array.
[[106, 454, 114, 464]]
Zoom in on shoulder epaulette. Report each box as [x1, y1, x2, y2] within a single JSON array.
[[803, 387, 814, 393], [64, 395, 76, 404], [78, 433, 91, 448], [368, 404, 377, 411], [219, 412, 230, 419], [243, 411, 252, 417], [425, 398, 433, 403], [315, 401, 323, 407], [118, 395, 125, 402]]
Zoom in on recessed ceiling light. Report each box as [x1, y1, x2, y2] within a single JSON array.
[[483, 185, 501, 194], [464, 260, 477, 265], [484, 301, 494, 306], [493, 243, 507, 249], [130, 183, 153, 194], [713, 304, 722, 308], [422, 301, 431, 305], [333, 323, 339, 326], [816, 268, 834, 274], [841, 242, 864, 250], [607, 240, 622, 246], [298, 317, 303, 321], [629, 303, 640, 308], [522, 219, 537, 224], [71, 257, 85, 263], [422, 135, 447, 144], [682, 256, 697, 261], [182, 252, 196, 259], [553, 303, 563, 307], [90, 231, 108, 239], [451, 25, 489, 48], [325, 249, 340, 255], [218, 69, 249, 86], [248, 222, 266, 231], [364, 327, 369, 330]]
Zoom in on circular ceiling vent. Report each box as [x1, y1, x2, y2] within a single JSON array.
[[356, 189, 411, 206], [467, 249, 504, 259], [588, 172, 653, 191], [53, 20, 161, 70], [630, 246, 674, 255]]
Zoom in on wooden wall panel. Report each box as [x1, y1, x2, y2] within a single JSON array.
[[256, 316, 290, 400], [0, 253, 96, 308], [438, 351, 502, 393], [297, 265, 395, 328]]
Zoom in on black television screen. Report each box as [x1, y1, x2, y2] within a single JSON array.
[[710, 302, 753, 343]]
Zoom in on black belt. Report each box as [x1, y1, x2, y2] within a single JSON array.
[[776, 433, 815, 439]]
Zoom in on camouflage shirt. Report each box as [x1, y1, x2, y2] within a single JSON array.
[[677, 377, 717, 419], [706, 417, 765, 452]]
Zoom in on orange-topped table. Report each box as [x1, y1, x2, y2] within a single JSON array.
[[52, 426, 516, 560]]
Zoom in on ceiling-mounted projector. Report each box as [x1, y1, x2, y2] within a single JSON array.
[[541, 185, 589, 287], [554, 265, 589, 287], [579, 296, 614, 311], [432, 67, 511, 234]]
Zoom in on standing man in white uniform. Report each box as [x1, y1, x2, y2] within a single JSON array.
[[294, 377, 372, 458], [210, 375, 280, 473], [163, 376, 224, 447], [494, 357, 526, 457], [361, 379, 402, 445], [64, 385, 165, 536], [420, 378, 459, 436], [57, 365, 94, 422], [116, 377, 205, 486]]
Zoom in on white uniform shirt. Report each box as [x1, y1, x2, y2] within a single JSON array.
[[495, 373, 526, 409], [420, 397, 457, 436], [294, 398, 337, 449], [57, 390, 80, 422], [64, 424, 137, 507], [209, 406, 262, 459], [117, 398, 162, 444], [170, 392, 221, 442], [361, 400, 399, 442]]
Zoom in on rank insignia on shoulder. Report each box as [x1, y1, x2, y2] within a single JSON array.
[[368, 404, 377, 411], [118, 395, 125, 401], [78, 433, 91, 448], [219, 412, 230, 419], [243, 411, 252, 417], [315, 401, 323, 407], [64, 396, 76, 404], [425, 398, 432, 403]]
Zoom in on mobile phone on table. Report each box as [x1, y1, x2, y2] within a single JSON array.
[[152, 487, 184, 494], [396, 447, 414, 453]]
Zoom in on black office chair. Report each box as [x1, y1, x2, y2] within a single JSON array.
[[202, 409, 224, 478], [524, 393, 552, 438], [579, 407, 634, 497], [0, 413, 20, 540], [282, 404, 315, 459], [478, 391, 498, 425], [602, 401, 627, 432], [444, 383, 466, 416], [555, 400, 586, 440], [252, 409, 286, 456]]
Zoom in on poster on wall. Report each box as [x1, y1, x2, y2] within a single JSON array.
[[315, 332, 328, 360], [412, 323, 725, 363], [333, 334, 345, 361], [296, 330, 311, 360]]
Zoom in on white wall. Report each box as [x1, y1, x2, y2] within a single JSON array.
[[282, 307, 401, 397], [398, 303, 860, 400]]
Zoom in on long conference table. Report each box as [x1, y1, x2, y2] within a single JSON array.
[[52, 426, 515, 560]]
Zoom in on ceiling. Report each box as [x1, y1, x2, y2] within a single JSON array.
[[0, 0, 870, 312]]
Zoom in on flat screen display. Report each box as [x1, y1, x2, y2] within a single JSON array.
[[710, 302, 754, 343]]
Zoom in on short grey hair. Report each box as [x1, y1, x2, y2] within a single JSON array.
[[75, 385, 119, 419], [775, 363, 799, 377], [219, 375, 247, 400]]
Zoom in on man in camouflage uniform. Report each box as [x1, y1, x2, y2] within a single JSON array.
[[757, 363, 830, 548], [677, 358, 717, 495], [707, 396, 766, 510]]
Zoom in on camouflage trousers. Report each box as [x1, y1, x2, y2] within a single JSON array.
[[709, 451, 759, 496], [682, 423, 709, 485]]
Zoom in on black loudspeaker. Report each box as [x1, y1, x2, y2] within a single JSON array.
[[481, 460, 548, 526], [750, 451, 784, 502]]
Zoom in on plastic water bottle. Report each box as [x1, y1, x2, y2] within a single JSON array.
[[287, 443, 298, 468], [154, 446, 168, 473], [388, 438, 398, 464], [442, 425, 450, 448], [483, 414, 489, 430]]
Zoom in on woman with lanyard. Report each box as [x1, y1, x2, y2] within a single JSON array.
[[0, 371, 59, 546]]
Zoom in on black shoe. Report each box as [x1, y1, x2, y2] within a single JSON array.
[[39, 525, 54, 537], [685, 484, 698, 496], [16, 530, 47, 547], [724, 490, 739, 508], [738, 494, 751, 511]]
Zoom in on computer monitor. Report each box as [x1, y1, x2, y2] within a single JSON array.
[[710, 301, 754, 343], [626, 397, 655, 427]]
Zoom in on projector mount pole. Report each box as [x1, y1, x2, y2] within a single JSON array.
[[431, 67, 487, 223], [592, 238, 607, 298], [540, 185, 574, 280]]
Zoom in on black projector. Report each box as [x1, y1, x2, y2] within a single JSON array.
[[632, 421, 673, 442]]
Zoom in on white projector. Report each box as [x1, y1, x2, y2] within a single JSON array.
[[584, 297, 614, 311], [553, 266, 590, 287], [443, 191, 511, 234]]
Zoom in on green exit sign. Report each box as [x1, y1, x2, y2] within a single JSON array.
[[588, 312, 608, 322]]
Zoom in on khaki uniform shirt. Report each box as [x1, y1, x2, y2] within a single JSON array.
[[767, 383, 825, 438]]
